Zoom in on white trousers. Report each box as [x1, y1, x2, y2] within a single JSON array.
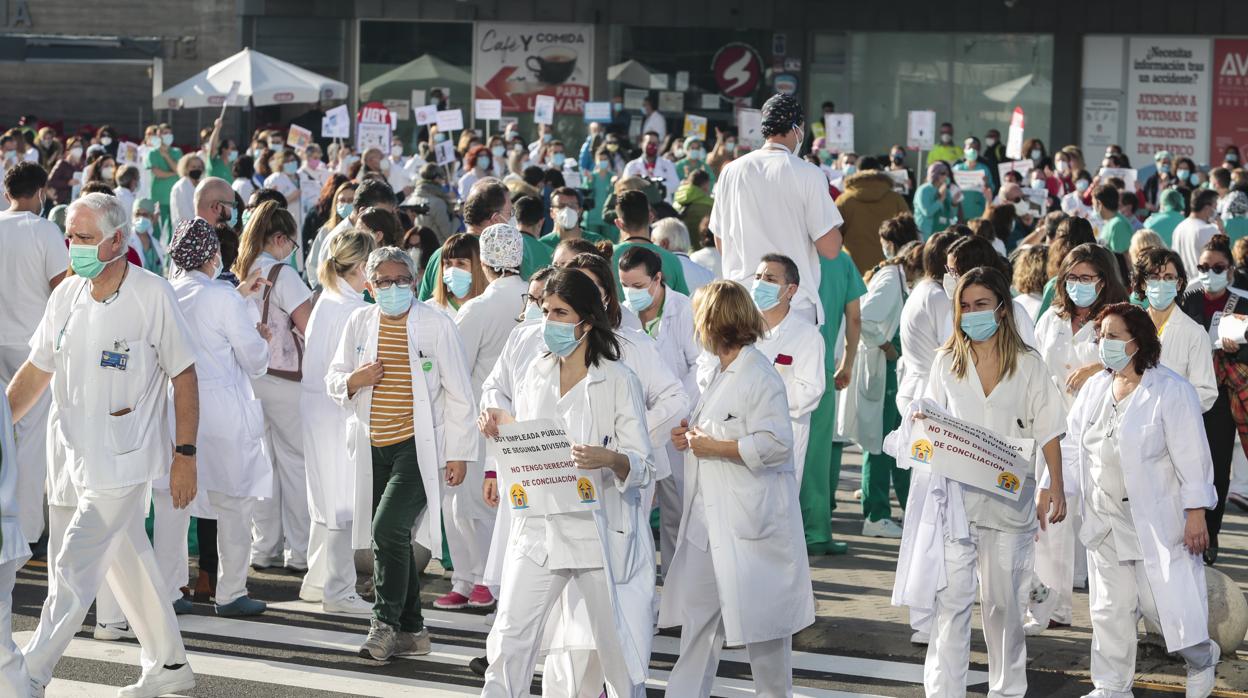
[[23, 484, 188, 685], [154, 489, 256, 606], [301, 521, 358, 603], [251, 374, 309, 568], [1231, 435, 1248, 498], [0, 344, 49, 542], [1032, 498, 1082, 625], [926, 525, 1031, 698], [483, 552, 639, 698], [442, 487, 492, 596], [1087, 533, 1217, 694], [541, 649, 606, 698], [655, 447, 684, 580], [0, 559, 29, 698], [792, 421, 810, 486], [665, 542, 793, 698], [48, 503, 125, 626]]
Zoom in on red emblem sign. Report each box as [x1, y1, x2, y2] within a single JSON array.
[[712, 43, 763, 98]]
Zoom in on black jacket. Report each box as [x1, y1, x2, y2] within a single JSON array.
[[1180, 271, 1248, 364]]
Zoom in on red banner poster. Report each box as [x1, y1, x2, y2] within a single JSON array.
[[1211, 38, 1248, 165]]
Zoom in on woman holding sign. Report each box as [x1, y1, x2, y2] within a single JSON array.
[[895, 266, 1066, 698], [662, 279, 813, 698], [480, 268, 654, 698], [1067, 303, 1219, 696]]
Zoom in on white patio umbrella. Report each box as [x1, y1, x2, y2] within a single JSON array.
[[608, 59, 660, 89], [153, 47, 348, 110]]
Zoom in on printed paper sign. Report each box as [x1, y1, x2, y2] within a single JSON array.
[[998, 159, 1033, 182], [414, 104, 438, 126], [357, 123, 391, 155], [623, 89, 647, 111], [116, 142, 140, 166], [583, 102, 612, 122], [383, 99, 410, 120], [907, 110, 936, 149], [1020, 186, 1049, 217], [675, 71, 690, 92], [952, 169, 985, 191], [435, 140, 457, 166], [906, 406, 1034, 502], [1082, 98, 1120, 159], [824, 113, 854, 152], [1006, 107, 1026, 160], [476, 99, 502, 121], [1097, 167, 1138, 191], [436, 109, 465, 133], [658, 91, 683, 114], [488, 419, 602, 517], [473, 22, 592, 115], [1126, 37, 1211, 165], [737, 108, 763, 148], [683, 114, 708, 141], [533, 95, 556, 125], [286, 124, 313, 153], [700, 93, 721, 110], [321, 104, 350, 138]]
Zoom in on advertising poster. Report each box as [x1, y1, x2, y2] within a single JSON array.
[[1125, 37, 1211, 164], [474, 22, 593, 115], [1211, 38, 1248, 165]]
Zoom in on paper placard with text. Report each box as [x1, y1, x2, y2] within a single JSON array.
[[322, 104, 350, 138], [435, 140, 457, 166], [907, 110, 936, 150], [737, 108, 763, 148], [583, 102, 612, 123], [906, 404, 1034, 502], [998, 159, 1033, 182], [414, 104, 438, 126], [952, 169, 985, 191], [683, 114, 708, 141], [383, 99, 411, 121], [476, 99, 502, 121], [436, 109, 465, 133], [533, 94, 556, 125], [488, 419, 602, 517], [286, 124, 313, 153], [1006, 107, 1026, 160], [1097, 167, 1138, 191], [824, 113, 854, 152], [116, 142, 140, 167]]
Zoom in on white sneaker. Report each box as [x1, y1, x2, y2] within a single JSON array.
[[298, 585, 324, 603], [324, 594, 373, 615], [94, 621, 136, 641], [1186, 641, 1219, 698], [117, 663, 195, 698], [862, 518, 904, 538], [910, 630, 929, 645]]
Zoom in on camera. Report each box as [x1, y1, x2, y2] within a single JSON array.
[[399, 202, 431, 216]]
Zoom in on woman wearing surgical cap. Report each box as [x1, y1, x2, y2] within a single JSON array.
[[914, 162, 955, 239], [675, 137, 715, 188], [153, 218, 274, 617], [1220, 190, 1248, 241], [131, 198, 165, 275]]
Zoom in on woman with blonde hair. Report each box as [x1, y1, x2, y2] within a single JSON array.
[[1128, 228, 1164, 267], [662, 280, 813, 696], [169, 152, 206, 232], [234, 200, 315, 572], [299, 230, 377, 613], [426, 233, 487, 318], [893, 266, 1066, 697], [1011, 245, 1049, 319]]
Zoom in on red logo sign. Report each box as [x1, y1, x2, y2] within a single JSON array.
[[273, 92, 294, 103], [712, 43, 763, 98], [357, 101, 393, 125]]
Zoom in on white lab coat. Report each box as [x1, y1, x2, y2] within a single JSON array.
[[755, 310, 826, 483], [167, 271, 271, 510], [326, 302, 479, 553], [1156, 307, 1218, 411], [169, 177, 196, 232], [301, 279, 369, 528], [658, 346, 814, 646], [840, 264, 906, 454], [0, 381, 30, 698], [648, 289, 701, 401], [1065, 367, 1216, 652]]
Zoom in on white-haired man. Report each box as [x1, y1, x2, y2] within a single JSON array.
[[7, 193, 199, 697], [652, 217, 714, 295]]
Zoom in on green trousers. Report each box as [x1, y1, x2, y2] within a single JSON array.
[[371, 437, 428, 632], [800, 369, 845, 554], [861, 359, 910, 522]]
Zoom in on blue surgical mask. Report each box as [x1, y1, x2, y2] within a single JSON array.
[[551, 153, 566, 167], [689, 149, 704, 161], [1159, 163, 1171, 175], [478, 156, 491, 170], [1076, 179, 1090, 193], [959, 304, 1001, 341], [161, 133, 174, 146], [134, 217, 153, 235], [1200, 270, 1230, 294], [523, 303, 543, 322], [228, 205, 239, 228], [751, 279, 783, 311], [227, 150, 238, 163], [1065, 280, 1099, 308], [964, 148, 978, 162], [596, 160, 609, 172], [336, 202, 353, 219], [844, 165, 858, 176], [543, 318, 584, 358], [442, 267, 472, 299], [623, 284, 654, 313], [375, 283, 413, 316], [1145, 279, 1178, 309], [283, 161, 298, 175], [491, 145, 506, 158], [1177, 169, 1190, 183], [1099, 337, 1136, 372]]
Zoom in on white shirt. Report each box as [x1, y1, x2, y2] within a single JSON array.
[[645, 289, 701, 400], [710, 142, 843, 323], [689, 246, 722, 278], [457, 170, 485, 199], [642, 111, 667, 142], [385, 159, 413, 196], [0, 210, 68, 347], [1172, 217, 1219, 278], [169, 177, 197, 232], [28, 267, 196, 490], [1015, 292, 1044, 321], [675, 252, 715, 294], [622, 156, 680, 203], [455, 274, 527, 395], [754, 311, 826, 421], [115, 187, 136, 224], [1157, 307, 1218, 411], [232, 177, 256, 203]]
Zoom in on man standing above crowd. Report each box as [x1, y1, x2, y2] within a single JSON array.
[[710, 92, 843, 324], [0, 162, 67, 549]]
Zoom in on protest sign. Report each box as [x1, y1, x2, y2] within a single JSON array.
[[414, 104, 438, 126], [383, 99, 410, 120], [116, 142, 140, 167], [683, 114, 708, 141], [436, 109, 465, 133], [1020, 186, 1049, 217], [357, 102, 393, 155], [286, 124, 313, 153], [533, 95, 556, 125], [952, 169, 986, 191], [476, 98, 502, 121], [737, 108, 763, 148], [487, 419, 602, 517], [824, 113, 854, 152], [907, 110, 935, 150], [997, 159, 1033, 182], [435, 140, 457, 166], [658, 91, 683, 114], [321, 104, 350, 138], [1006, 107, 1026, 160], [906, 407, 1034, 502], [583, 102, 612, 122], [1097, 167, 1138, 191], [623, 89, 647, 111]]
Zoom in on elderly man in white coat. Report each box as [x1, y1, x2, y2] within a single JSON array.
[[299, 230, 376, 614], [1065, 304, 1220, 698], [326, 246, 478, 661], [617, 245, 700, 580], [153, 218, 273, 617], [435, 224, 529, 612], [7, 193, 198, 697], [661, 280, 814, 698], [0, 385, 31, 697]]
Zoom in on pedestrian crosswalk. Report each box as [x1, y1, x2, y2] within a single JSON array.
[[14, 567, 988, 697]]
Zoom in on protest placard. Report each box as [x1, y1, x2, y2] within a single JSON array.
[[321, 104, 350, 138], [436, 109, 465, 133], [623, 89, 647, 111], [116, 142, 140, 167], [435, 140, 457, 166], [683, 114, 708, 140], [1097, 167, 1138, 191], [413, 104, 438, 126], [1006, 107, 1026, 160], [737, 108, 763, 148], [533, 95, 556, 125], [475, 99, 502, 121], [583, 102, 612, 123], [907, 110, 935, 150], [952, 169, 986, 191], [998, 159, 1033, 182], [286, 124, 313, 153], [824, 113, 854, 152], [487, 419, 602, 517], [906, 406, 1034, 502], [383, 99, 410, 120], [658, 91, 683, 114]]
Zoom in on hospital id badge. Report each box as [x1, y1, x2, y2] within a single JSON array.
[[100, 350, 128, 371]]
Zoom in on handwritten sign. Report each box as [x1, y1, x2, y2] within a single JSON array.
[[436, 109, 465, 133], [952, 169, 985, 191], [682, 114, 708, 141], [476, 99, 502, 121], [488, 419, 602, 517], [906, 404, 1033, 502]]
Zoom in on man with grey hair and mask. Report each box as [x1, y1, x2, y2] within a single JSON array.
[[8, 192, 199, 697], [710, 92, 844, 325]]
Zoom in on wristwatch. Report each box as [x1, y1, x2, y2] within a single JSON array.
[[174, 444, 198, 457]]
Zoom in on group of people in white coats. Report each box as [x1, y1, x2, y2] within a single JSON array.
[[884, 219, 1224, 696]]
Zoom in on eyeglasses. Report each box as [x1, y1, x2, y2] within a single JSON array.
[[522, 293, 540, 306], [1145, 273, 1181, 282], [1064, 274, 1101, 284], [373, 277, 413, 290], [1197, 263, 1230, 274]]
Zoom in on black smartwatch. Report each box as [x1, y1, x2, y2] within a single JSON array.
[[174, 444, 197, 457]]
